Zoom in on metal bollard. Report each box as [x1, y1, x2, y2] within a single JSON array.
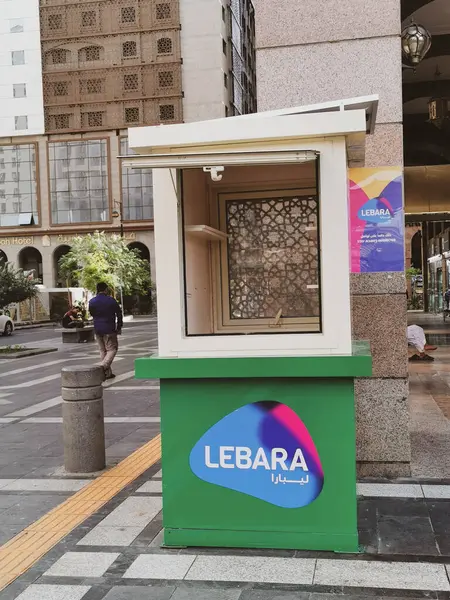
[[61, 365, 106, 473]]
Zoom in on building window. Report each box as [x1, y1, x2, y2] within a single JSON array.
[[0, 144, 39, 227], [49, 49, 69, 65], [156, 3, 171, 19], [87, 112, 103, 127], [121, 7, 136, 23], [80, 78, 103, 94], [120, 138, 153, 220], [222, 5, 226, 21], [48, 139, 109, 224], [157, 37, 172, 54], [222, 39, 227, 55], [53, 114, 71, 130], [122, 41, 137, 57], [224, 72, 228, 88], [15, 116, 28, 130], [12, 51, 25, 66], [48, 14, 63, 30], [158, 71, 173, 87], [159, 104, 175, 121], [123, 74, 139, 90], [10, 19, 24, 33], [53, 81, 68, 96], [125, 107, 139, 123], [81, 11, 97, 27], [13, 83, 26, 98], [81, 46, 101, 62]]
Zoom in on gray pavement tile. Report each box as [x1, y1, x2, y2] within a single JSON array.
[[377, 515, 439, 556], [313, 559, 450, 590], [77, 526, 143, 547], [13, 585, 91, 600], [123, 554, 196, 580], [422, 484, 450, 499], [136, 480, 162, 494], [0, 494, 23, 510], [0, 479, 89, 492], [186, 556, 316, 585], [241, 592, 309, 600], [100, 497, 162, 527], [0, 495, 65, 525], [149, 529, 165, 548], [357, 483, 423, 498], [44, 552, 120, 578], [172, 587, 243, 600], [153, 470, 162, 478], [102, 586, 176, 600], [105, 442, 145, 457], [0, 524, 24, 545]]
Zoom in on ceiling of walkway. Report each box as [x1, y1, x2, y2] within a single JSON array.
[[402, 0, 450, 166]]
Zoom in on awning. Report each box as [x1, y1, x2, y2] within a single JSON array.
[[122, 95, 378, 170]]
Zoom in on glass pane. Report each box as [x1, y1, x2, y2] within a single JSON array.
[[224, 194, 320, 321]]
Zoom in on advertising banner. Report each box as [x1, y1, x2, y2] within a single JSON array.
[[348, 168, 404, 273]]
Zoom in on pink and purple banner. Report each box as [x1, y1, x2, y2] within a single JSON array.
[[348, 168, 404, 273]]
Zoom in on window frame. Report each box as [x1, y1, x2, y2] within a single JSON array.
[[11, 50, 25, 66], [47, 137, 112, 227], [0, 142, 40, 229], [211, 186, 322, 335], [13, 83, 27, 98], [119, 136, 154, 223]]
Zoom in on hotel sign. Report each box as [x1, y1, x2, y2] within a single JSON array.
[[0, 236, 34, 246]]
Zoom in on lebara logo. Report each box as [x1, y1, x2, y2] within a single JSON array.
[[189, 401, 324, 509], [358, 196, 395, 224]]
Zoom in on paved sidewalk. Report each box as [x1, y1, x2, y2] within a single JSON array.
[[1, 453, 450, 600]]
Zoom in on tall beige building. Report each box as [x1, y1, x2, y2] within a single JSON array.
[[0, 0, 256, 311], [254, 0, 408, 477]]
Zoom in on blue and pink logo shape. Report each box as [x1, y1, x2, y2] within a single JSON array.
[[189, 401, 324, 509]]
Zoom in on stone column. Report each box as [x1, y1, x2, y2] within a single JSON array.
[[61, 365, 106, 473], [254, 0, 410, 476]]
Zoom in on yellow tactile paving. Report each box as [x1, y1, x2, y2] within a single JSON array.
[[0, 433, 161, 592]]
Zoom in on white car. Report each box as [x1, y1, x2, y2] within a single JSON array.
[[0, 312, 14, 337]]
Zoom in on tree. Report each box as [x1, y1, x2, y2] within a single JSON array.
[[58, 232, 152, 298], [0, 262, 38, 308]]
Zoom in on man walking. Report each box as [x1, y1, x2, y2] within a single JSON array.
[[89, 282, 123, 380]]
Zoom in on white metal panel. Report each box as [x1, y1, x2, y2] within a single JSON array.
[[122, 150, 318, 170], [128, 110, 367, 156]]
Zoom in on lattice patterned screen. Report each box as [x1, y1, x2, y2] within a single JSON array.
[[224, 195, 320, 321], [40, 0, 182, 133]]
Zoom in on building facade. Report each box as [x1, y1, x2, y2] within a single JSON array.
[[0, 0, 256, 302]]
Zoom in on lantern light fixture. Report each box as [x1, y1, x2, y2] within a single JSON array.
[[401, 22, 432, 68]]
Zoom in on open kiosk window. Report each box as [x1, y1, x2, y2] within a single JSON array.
[[180, 156, 322, 336]]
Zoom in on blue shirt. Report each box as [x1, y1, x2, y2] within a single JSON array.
[[89, 293, 123, 335]]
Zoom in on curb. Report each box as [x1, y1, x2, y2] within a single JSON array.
[[0, 347, 58, 359], [14, 323, 55, 330]]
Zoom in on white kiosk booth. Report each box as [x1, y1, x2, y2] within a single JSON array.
[[132, 97, 374, 552]]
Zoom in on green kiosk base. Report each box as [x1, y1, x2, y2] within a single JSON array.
[[135, 342, 371, 553]]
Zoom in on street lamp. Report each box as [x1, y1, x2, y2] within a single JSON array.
[[112, 200, 124, 238], [112, 201, 124, 310], [401, 22, 432, 68]]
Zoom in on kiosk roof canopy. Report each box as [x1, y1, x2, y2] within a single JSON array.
[[125, 95, 378, 169]]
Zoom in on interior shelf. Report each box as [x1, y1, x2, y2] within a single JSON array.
[[185, 225, 228, 241]]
